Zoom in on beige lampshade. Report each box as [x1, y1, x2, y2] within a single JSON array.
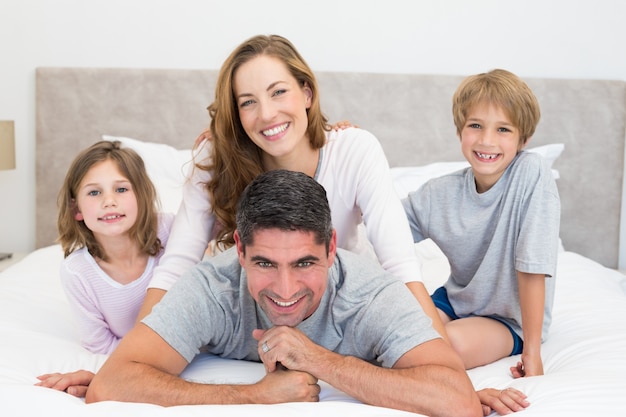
[[0, 121, 16, 170]]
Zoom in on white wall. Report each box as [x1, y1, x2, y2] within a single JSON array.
[[1, 0, 625, 253]]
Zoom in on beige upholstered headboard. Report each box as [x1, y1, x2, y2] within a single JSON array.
[[36, 67, 626, 268]]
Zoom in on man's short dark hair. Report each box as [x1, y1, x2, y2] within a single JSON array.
[[236, 169, 333, 252]]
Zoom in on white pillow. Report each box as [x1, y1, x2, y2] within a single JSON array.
[[526, 143, 564, 178], [102, 135, 193, 214], [391, 143, 564, 199], [391, 162, 469, 199]]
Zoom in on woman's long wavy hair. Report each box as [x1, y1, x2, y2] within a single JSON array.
[[57, 140, 162, 260], [202, 34, 329, 249]]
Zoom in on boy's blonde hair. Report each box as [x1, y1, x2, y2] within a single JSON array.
[[57, 140, 162, 260], [452, 69, 540, 145]]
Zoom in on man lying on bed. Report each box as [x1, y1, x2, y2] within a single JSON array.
[[85, 169, 481, 417]]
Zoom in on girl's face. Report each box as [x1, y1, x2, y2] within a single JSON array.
[[74, 159, 139, 242], [233, 55, 312, 165], [459, 101, 524, 193]]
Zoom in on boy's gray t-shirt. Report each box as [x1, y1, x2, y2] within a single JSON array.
[[143, 247, 438, 366], [402, 151, 560, 341]]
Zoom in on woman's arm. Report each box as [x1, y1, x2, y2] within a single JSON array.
[[406, 281, 449, 341], [341, 129, 449, 342], [138, 142, 216, 320]]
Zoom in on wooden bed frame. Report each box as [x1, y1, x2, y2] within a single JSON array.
[[35, 67, 626, 268]]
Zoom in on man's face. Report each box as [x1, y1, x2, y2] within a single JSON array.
[[235, 228, 336, 327]]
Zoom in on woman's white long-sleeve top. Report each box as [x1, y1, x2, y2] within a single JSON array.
[[148, 127, 422, 291]]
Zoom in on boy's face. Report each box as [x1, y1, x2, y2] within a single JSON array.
[[459, 101, 524, 193]]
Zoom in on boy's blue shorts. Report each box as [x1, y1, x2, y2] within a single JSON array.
[[431, 286, 524, 356]]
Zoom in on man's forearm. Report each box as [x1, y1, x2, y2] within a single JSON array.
[[309, 349, 481, 417], [86, 361, 260, 406]]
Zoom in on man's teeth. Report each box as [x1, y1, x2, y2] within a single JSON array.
[[263, 123, 288, 136], [272, 298, 298, 307], [477, 152, 498, 160]]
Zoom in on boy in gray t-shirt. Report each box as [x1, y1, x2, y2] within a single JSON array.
[[403, 69, 560, 379]]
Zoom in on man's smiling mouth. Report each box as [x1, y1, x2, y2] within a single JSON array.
[[270, 296, 301, 307]]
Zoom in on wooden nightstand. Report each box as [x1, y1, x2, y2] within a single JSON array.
[[0, 252, 27, 273]]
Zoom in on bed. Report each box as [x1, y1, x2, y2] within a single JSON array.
[[0, 67, 624, 416]]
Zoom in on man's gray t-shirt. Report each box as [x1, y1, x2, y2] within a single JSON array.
[[143, 247, 439, 367], [402, 151, 560, 341]]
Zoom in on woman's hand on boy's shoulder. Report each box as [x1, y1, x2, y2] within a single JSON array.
[[194, 128, 212, 148], [330, 120, 358, 130]]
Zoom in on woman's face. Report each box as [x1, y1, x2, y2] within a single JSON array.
[[233, 55, 312, 165]]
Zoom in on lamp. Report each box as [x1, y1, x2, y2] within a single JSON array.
[[0, 120, 16, 260]]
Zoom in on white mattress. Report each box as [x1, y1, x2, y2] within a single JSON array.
[[1, 244, 625, 416]]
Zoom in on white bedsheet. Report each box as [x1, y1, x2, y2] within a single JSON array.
[[1, 245, 625, 416]]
